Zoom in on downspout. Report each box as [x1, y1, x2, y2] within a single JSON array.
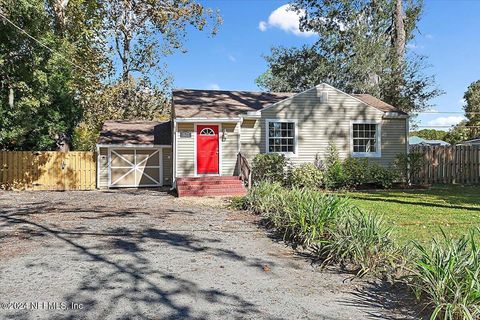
[[96, 144, 100, 189], [237, 118, 243, 154], [171, 119, 177, 191], [406, 116, 410, 155]]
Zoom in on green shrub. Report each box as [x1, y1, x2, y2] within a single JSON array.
[[369, 163, 398, 189], [72, 123, 99, 151], [322, 152, 397, 189], [287, 163, 323, 189], [251, 153, 290, 184], [409, 230, 480, 320], [323, 143, 347, 189], [394, 151, 425, 185], [343, 158, 370, 187]]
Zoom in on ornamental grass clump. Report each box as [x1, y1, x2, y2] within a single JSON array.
[[316, 208, 402, 276], [409, 230, 480, 320], [241, 181, 286, 215], [278, 187, 352, 247], [241, 183, 398, 275]]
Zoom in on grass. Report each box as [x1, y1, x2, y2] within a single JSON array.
[[238, 183, 480, 318], [345, 185, 480, 245]]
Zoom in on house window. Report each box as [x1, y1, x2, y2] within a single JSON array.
[[267, 121, 296, 154], [199, 128, 215, 136], [352, 122, 381, 157]]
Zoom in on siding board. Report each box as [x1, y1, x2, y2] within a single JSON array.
[[241, 84, 407, 167]]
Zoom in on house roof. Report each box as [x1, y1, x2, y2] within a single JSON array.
[[409, 136, 450, 146], [172, 88, 407, 118], [409, 136, 426, 145], [172, 89, 294, 118], [352, 94, 407, 115], [460, 137, 480, 144], [98, 120, 171, 145]]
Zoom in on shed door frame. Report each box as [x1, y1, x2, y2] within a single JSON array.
[[108, 147, 163, 188]]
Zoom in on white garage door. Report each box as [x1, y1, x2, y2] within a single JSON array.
[[109, 148, 162, 187]]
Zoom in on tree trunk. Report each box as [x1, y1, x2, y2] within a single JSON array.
[[394, 0, 406, 62], [122, 37, 130, 81], [49, 0, 69, 34], [8, 86, 14, 108]]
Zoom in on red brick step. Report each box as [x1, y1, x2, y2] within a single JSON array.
[[176, 176, 247, 197]]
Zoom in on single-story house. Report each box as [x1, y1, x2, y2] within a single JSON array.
[[409, 136, 450, 147], [96, 83, 408, 195]]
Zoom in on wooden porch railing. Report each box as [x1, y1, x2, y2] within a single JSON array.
[[236, 152, 252, 189]]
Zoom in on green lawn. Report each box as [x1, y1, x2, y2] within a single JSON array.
[[345, 185, 480, 245]]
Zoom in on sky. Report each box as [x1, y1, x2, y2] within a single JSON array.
[[166, 0, 480, 131]]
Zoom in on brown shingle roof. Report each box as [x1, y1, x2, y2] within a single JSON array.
[[352, 94, 407, 115], [173, 89, 294, 118], [98, 120, 171, 145], [172, 88, 407, 118]]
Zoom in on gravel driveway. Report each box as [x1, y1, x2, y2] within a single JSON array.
[[0, 190, 416, 320]]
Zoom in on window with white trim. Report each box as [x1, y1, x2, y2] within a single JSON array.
[[267, 121, 296, 153], [352, 122, 381, 157]]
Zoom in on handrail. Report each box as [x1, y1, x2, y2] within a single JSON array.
[[237, 152, 252, 189]]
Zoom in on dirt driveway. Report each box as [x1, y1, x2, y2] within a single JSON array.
[[0, 190, 415, 320]]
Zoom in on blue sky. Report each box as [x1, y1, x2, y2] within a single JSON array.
[[166, 0, 480, 131]]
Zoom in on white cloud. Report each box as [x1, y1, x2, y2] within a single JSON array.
[[208, 83, 220, 90], [425, 34, 434, 40], [427, 116, 465, 127], [228, 54, 237, 62], [259, 4, 315, 37], [258, 21, 268, 32]]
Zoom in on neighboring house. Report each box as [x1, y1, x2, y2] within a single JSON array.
[[409, 136, 450, 147], [457, 137, 480, 146], [96, 83, 408, 195]]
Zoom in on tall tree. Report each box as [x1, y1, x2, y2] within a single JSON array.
[[104, 0, 221, 82], [75, 0, 222, 150], [444, 121, 471, 145], [463, 80, 480, 138], [0, 0, 105, 150], [409, 129, 447, 141], [257, 0, 441, 114], [0, 0, 222, 151], [393, 0, 406, 61]]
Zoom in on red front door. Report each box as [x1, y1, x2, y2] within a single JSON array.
[[196, 125, 219, 174]]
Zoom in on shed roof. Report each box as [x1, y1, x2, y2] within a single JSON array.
[[172, 88, 407, 118], [98, 120, 171, 145]]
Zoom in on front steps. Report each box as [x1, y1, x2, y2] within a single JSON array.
[[176, 176, 247, 197]]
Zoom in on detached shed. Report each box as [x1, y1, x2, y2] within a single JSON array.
[[96, 120, 172, 188]]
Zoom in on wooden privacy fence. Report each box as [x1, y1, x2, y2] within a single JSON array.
[[411, 145, 480, 185], [0, 151, 96, 190]]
